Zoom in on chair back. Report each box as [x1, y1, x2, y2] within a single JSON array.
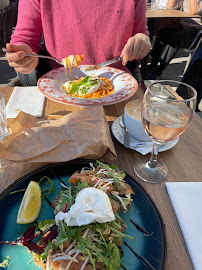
[[182, 31, 202, 112], [0, 0, 18, 49]]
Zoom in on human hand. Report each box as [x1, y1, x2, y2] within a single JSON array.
[[121, 33, 151, 66], [5, 43, 39, 74]]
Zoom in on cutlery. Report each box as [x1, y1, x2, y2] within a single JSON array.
[[85, 56, 122, 71], [2, 47, 63, 66], [119, 115, 130, 148]]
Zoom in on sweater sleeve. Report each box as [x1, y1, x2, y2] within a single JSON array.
[[10, 0, 43, 52], [132, 0, 149, 36]]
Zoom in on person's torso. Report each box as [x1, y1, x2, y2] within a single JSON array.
[[40, 0, 137, 68]]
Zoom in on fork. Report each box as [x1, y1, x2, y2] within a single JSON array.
[[2, 47, 63, 66]]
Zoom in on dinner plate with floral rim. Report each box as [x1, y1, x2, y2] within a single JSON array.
[[37, 66, 138, 106]]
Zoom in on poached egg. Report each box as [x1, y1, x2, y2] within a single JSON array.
[[55, 187, 115, 226]]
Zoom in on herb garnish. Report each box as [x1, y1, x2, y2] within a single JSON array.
[[96, 160, 126, 189], [70, 76, 91, 94]]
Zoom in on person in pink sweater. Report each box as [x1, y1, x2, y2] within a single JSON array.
[[5, 0, 151, 75]]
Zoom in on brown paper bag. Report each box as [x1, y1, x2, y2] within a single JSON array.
[[0, 106, 116, 163]]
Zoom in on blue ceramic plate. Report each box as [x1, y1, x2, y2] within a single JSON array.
[[0, 160, 166, 269]]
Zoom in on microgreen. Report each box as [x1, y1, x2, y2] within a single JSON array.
[[9, 189, 26, 195], [78, 240, 96, 269], [38, 176, 54, 197], [39, 240, 53, 261], [54, 181, 88, 214], [96, 160, 126, 189], [107, 225, 135, 241]]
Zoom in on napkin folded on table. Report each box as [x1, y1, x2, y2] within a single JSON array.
[[128, 136, 154, 155], [6, 86, 45, 118], [166, 182, 202, 270], [0, 106, 116, 163]]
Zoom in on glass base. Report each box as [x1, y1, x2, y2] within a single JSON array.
[[134, 159, 168, 183]]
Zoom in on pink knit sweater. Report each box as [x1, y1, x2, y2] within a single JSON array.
[[11, 0, 149, 70]]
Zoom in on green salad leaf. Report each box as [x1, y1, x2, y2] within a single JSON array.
[[36, 219, 56, 235], [108, 243, 121, 270], [69, 76, 91, 94]]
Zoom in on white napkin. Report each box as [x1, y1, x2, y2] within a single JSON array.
[[6, 86, 45, 118], [166, 182, 202, 270], [128, 136, 154, 155]]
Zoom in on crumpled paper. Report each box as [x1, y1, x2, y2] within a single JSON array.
[[0, 106, 116, 163]]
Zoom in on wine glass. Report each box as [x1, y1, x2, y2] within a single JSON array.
[[0, 92, 7, 168], [134, 80, 197, 183], [151, 0, 160, 10]]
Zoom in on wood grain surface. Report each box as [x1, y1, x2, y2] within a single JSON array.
[[0, 86, 202, 270], [146, 8, 201, 18]]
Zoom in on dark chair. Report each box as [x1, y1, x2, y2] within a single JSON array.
[[181, 30, 202, 112], [126, 61, 143, 84], [0, 0, 19, 49]]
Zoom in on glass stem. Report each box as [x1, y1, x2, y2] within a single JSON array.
[[148, 142, 160, 168]]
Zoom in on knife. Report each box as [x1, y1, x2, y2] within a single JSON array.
[[85, 56, 122, 71]]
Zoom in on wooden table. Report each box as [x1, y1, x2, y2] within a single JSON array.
[[146, 8, 201, 18], [0, 86, 202, 270]]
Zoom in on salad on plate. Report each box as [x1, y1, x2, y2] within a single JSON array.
[[0, 161, 135, 270]]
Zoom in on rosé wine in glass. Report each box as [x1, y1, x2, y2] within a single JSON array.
[[134, 80, 197, 183]]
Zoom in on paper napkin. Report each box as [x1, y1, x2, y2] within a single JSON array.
[[128, 136, 154, 155], [6, 86, 45, 118], [166, 182, 202, 270]]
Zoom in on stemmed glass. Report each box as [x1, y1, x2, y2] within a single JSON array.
[[151, 0, 160, 10], [0, 92, 7, 168], [134, 80, 197, 183]]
